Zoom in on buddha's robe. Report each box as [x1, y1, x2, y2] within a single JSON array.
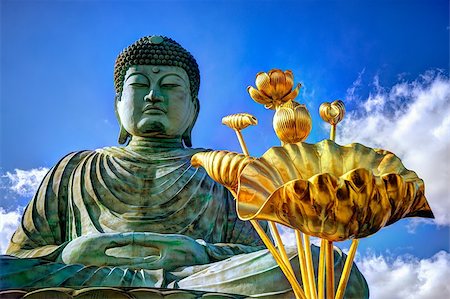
[[1, 141, 369, 298]]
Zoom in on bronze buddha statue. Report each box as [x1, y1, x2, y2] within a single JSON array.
[[1, 36, 369, 298]]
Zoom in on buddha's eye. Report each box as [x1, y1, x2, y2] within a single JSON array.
[[125, 73, 150, 88], [129, 82, 149, 88], [160, 74, 187, 90], [160, 83, 181, 88]]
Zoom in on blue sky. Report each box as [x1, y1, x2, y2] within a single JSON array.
[[1, 1, 449, 298]]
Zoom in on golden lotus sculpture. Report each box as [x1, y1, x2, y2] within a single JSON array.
[[273, 100, 312, 144], [191, 69, 434, 299], [192, 140, 433, 242], [247, 69, 301, 109]]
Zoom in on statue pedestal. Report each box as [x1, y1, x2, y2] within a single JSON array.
[[0, 287, 247, 299]]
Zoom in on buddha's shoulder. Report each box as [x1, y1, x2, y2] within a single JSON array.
[[93, 146, 212, 159], [54, 150, 95, 166], [53, 147, 214, 167]]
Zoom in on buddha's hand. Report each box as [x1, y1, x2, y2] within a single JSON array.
[[131, 232, 210, 271], [60, 232, 148, 267], [60, 232, 209, 271]]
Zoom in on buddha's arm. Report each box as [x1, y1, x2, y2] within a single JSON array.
[[199, 191, 269, 262], [200, 239, 266, 262], [6, 151, 92, 260]]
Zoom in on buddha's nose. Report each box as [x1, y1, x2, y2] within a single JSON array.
[[144, 89, 164, 103]]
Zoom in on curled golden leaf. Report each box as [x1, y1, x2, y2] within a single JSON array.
[[255, 72, 273, 97], [247, 86, 272, 108], [281, 83, 301, 102], [273, 101, 312, 144], [191, 150, 254, 195], [284, 70, 294, 92], [222, 113, 258, 131], [269, 69, 288, 100], [234, 140, 433, 241], [320, 100, 345, 125]]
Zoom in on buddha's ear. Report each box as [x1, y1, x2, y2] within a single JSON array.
[[182, 97, 200, 148], [114, 93, 121, 118], [115, 93, 131, 145], [118, 125, 130, 145]]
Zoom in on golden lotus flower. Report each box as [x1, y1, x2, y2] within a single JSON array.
[[273, 100, 312, 144], [222, 113, 258, 131], [247, 69, 301, 109], [191, 140, 434, 242]]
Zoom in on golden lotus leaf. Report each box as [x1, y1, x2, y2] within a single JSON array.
[[273, 100, 312, 144], [247, 69, 301, 109], [191, 151, 254, 194], [191, 140, 433, 242], [222, 113, 258, 131]]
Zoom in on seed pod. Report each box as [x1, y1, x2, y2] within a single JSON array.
[[222, 113, 258, 131]]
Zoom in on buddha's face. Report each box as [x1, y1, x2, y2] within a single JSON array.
[[117, 65, 196, 139]]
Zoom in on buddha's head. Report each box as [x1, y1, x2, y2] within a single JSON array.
[[114, 35, 200, 147]]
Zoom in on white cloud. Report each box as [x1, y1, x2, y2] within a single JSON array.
[[2, 167, 49, 197], [278, 224, 322, 247], [0, 207, 23, 254], [338, 70, 450, 226], [0, 168, 47, 253], [278, 226, 450, 299], [345, 68, 365, 102], [357, 250, 450, 299]]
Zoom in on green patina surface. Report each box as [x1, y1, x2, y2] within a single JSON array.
[[0, 36, 369, 299]]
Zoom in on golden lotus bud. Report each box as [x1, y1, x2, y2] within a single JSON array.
[[273, 100, 312, 144], [222, 113, 258, 131], [247, 69, 301, 109], [320, 100, 345, 125]]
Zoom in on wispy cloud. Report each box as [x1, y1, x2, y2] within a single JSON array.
[[1, 167, 49, 198], [338, 70, 450, 226], [357, 250, 450, 299], [345, 68, 365, 102], [0, 207, 23, 254]]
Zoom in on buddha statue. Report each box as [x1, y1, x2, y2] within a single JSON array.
[[0, 36, 369, 298]]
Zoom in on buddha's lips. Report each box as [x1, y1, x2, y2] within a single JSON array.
[[143, 105, 167, 114]]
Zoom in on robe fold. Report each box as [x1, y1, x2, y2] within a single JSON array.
[[7, 144, 265, 260], [1, 141, 369, 298]]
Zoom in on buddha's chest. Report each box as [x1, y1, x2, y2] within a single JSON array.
[[67, 153, 230, 243]]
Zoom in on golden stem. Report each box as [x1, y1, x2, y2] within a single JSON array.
[[335, 240, 360, 299], [250, 220, 306, 299], [232, 123, 305, 298], [318, 239, 326, 299], [325, 241, 335, 299], [295, 231, 311, 299], [269, 222, 295, 277], [304, 235, 318, 299], [330, 125, 336, 141], [235, 130, 249, 156]]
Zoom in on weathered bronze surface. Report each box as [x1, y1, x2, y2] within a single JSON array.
[[0, 41, 369, 299], [0, 286, 248, 298]]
